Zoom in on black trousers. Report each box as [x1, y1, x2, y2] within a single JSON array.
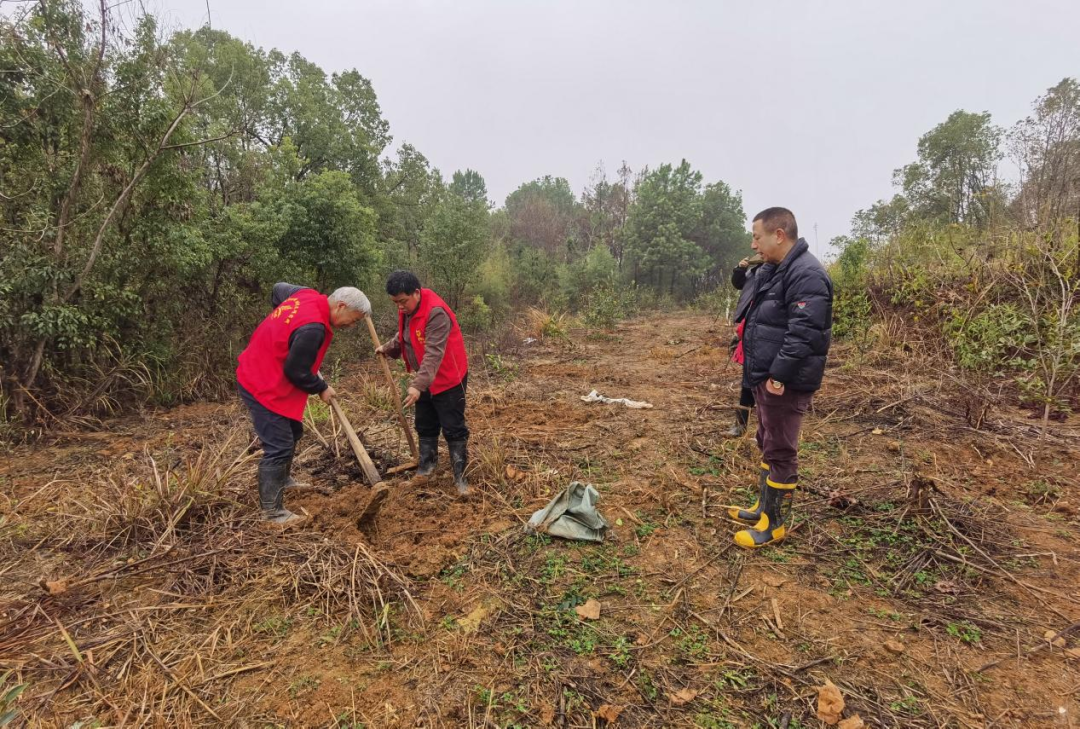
[[739, 385, 756, 410], [735, 385, 756, 426], [238, 383, 303, 467], [415, 375, 469, 441]]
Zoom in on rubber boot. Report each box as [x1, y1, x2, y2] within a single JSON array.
[[724, 408, 749, 438], [258, 461, 303, 525], [734, 478, 795, 549], [447, 438, 468, 496], [728, 462, 770, 522], [417, 437, 439, 477], [283, 455, 309, 490]]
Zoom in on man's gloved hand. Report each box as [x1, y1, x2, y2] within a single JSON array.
[[729, 335, 740, 354]]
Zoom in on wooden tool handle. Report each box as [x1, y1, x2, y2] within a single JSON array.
[[365, 316, 419, 460], [328, 396, 382, 486]]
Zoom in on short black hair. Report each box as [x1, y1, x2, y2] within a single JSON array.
[[753, 207, 798, 241], [386, 270, 422, 296]]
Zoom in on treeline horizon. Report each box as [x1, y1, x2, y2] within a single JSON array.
[[0, 1, 750, 426], [2, 1, 1077, 431]]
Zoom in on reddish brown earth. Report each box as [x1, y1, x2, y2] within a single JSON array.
[[2, 312, 1079, 727]]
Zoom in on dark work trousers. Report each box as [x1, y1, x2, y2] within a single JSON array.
[[736, 385, 756, 426], [753, 383, 813, 485], [415, 375, 469, 441], [238, 383, 303, 467]]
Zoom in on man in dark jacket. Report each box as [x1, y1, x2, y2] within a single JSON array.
[[729, 208, 833, 549], [726, 253, 765, 437]]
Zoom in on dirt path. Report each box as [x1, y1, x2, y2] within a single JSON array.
[[2, 313, 1079, 727]]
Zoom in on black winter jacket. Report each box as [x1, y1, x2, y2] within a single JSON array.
[[741, 239, 833, 392]]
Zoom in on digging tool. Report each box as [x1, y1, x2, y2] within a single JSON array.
[[355, 479, 391, 525], [365, 316, 419, 472], [327, 396, 382, 487], [329, 394, 393, 526]]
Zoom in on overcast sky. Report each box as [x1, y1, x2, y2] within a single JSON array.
[[157, 0, 1078, 257]]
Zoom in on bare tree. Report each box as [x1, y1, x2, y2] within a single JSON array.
[[8, 0, 235, 413], [1002, 236, 1080, 437], [1010, 78, 1080, 233]]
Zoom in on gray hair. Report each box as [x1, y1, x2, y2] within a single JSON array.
[[328, 287, 371, 316]]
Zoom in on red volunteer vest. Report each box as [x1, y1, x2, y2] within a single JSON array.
[[237, 289, 333, 420], [731, 319, 746, 365], [398, 289, 468, 395]]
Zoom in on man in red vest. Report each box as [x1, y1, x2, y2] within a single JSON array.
[[237, 283, 371, 524], [375, 271, 470, 494]]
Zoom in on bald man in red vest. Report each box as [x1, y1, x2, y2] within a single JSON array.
[[376, 271, 470, 494], [237, 283, 371, 524]]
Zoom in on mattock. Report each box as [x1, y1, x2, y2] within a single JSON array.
[[352, 317, 425, 524], [365, 316, 419, 474], [327, 394, 391, 525], [327, 395, 381, 487]]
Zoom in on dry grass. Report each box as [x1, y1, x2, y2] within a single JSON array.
[[522, 308, 572, 341], [470, 434, 512, 488], [0, 423, 418, 726], [355, 373, 399, 414]]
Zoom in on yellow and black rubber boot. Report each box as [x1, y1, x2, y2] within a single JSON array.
[[727, 462, 770, 523], [733, 478, 796, 549]]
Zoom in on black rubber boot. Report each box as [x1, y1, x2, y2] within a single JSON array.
[[734, 478, 795, 549], [258, 461, 302, 525], [728, 462, 769, 522], [447, 438, 468, 495], [724, 408, 750, 438], [283, 456, 308, 490], [417, 437, 439, 477]]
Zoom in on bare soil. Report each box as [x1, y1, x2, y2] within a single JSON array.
[[2, 313, 1079, 727]]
